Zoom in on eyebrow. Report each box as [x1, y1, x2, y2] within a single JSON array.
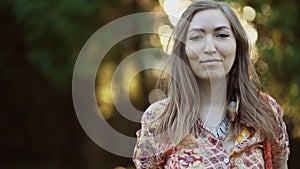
[[188, 26, 231, 33]]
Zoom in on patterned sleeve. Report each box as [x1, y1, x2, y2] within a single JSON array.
[[266, 95, 290, 168], [132, 100, 167, 169]]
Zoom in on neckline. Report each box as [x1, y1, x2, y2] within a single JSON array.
[[197, 117, 231, 140]]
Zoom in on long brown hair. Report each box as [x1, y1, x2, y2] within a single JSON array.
[[157, 0, 278, 144]]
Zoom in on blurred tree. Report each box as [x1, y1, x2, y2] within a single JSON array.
[[0, 0, 150, 168], [1, 0, 299, 169], [255, 1, 300, 168]]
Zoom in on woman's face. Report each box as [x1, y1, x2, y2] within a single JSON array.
[[185, 9, 236, 81]]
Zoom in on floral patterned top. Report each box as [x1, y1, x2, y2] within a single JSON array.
[[133, 94, 289, 169]]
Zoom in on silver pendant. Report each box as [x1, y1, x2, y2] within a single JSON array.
[[211, 119, 229, 140]]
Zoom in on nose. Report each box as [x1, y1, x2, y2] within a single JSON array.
[[203, 37, 217, 55]]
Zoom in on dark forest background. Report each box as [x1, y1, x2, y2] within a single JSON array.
[[1, 0, 299, 168]]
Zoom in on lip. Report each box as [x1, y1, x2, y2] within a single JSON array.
[[200, 59, 222, 63]]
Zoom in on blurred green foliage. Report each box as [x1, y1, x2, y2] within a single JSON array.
[[1, 0, 299, 169]]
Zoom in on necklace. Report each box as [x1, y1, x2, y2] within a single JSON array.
[[198, 117, 230, 140]]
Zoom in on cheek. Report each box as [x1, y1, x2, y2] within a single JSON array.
[[185, 44, 199, 60], [223, 44, 236, 72], [218, 40, 236, 56], [188, 60, 204, 78]]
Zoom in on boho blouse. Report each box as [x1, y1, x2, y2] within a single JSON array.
[[133, 94, 290, 169]]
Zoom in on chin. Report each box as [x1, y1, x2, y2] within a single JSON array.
[[198, 72, 227, 81]]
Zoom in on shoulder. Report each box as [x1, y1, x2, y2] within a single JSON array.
[[260, 93, 290, 167], [260, 93, 284, 117], [140, 98, 169, 129]]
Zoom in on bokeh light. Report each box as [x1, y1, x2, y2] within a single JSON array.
[[243, 6, 256, 22], [157, 24, 173, 53], [162, 0, 191, 26], [96, 62, 117, 119]]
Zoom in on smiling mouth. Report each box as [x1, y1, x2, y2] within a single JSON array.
[[200, 59, 222, 63]]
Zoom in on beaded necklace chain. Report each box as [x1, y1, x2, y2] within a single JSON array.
[[197, 97, 239, 140], [198, 117, 230, 140]]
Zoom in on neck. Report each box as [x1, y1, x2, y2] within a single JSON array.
[[198, 77, 228, 127]]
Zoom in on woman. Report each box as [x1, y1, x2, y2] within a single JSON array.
[[133, 0, 289, 168]]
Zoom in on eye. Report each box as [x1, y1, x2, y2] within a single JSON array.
[[189, 35, 203, 41], [216, 33, 230, 38]]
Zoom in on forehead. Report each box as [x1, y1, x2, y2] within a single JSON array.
[[188, 9, 231, 30]]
